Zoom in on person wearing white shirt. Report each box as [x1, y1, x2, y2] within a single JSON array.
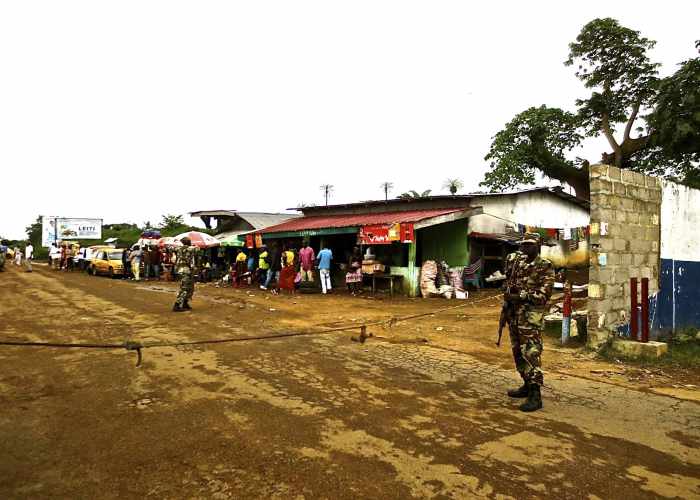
[[49, 243, 61, 269], [25, 243, 33, 272]]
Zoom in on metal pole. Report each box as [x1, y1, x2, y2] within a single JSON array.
[[561, 281, 572, 345], [641, 277, 649, 343], [630, 277, 638, 341]]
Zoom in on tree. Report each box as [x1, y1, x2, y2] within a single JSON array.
[[159, 214, 185, 231], [442, 178, 464, 195], [379, 182, 394, 201], [25, 216, 42, 246], [319, 184, 334, 206], [398, 189, 432, 200], [482, 18, 700, 199]]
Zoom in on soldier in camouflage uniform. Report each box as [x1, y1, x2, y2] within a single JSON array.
[[173, 237, 199, 312], [503, 232, 554, 412], [0, 241, 7, 272]]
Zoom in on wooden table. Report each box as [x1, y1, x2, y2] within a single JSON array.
[[370, 274, 404, 298]]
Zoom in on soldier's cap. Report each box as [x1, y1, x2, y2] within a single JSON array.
[[517, 232, 541, 244]]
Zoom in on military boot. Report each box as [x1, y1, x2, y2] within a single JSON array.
[[507, 383, 529, 398], [519, 384, 543, 412], [172, 303, 184, 312], [182, 301, 192, 310]]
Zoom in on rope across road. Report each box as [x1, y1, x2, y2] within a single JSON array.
[[0, 293, 503, 367]]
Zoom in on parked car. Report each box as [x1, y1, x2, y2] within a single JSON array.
[[89, 248, 125, 278]]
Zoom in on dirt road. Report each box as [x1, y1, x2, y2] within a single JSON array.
[[1, 265, 699, 499]]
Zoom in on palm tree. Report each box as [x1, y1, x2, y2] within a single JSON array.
[[443, 178, 464, 195], [398, 189, 432, 200], [379, 182, 394, 201], [319, 184, 334, 206]]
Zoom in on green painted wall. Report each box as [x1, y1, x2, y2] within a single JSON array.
[[417, 219, 469, 266]]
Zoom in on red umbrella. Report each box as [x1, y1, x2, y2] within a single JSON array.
[[173, 231, 220, 249], [157, 236, 181, 248]]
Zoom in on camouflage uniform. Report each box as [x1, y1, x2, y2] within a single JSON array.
[[175, 245, 199, 308], [504, 249, 555, 386]]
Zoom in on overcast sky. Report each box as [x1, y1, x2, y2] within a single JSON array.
[[1, 1, 698, 240]]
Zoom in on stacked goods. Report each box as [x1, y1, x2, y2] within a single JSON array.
[[436, 261, 450, 287], [448, 267, 465, 292], [362, 259, 385, 274], [420, 261, 438, 297]]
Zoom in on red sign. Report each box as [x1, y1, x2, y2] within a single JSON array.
[[400, 223, 415, 243], [359, 223, 414, 244], [245, 234, 254, 249], [359, 225, 392, 245]]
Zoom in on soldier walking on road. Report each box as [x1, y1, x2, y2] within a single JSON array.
[[503, 232, 554, 412], [173, 237, 198, 312]]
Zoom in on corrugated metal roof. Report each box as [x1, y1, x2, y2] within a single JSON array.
[[261, 208, 463, 234], [296, 187, 589, 213], [236, 212, 301, 229]]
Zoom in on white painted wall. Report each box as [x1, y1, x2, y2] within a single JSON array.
[[467, 192, 590, 234], [660, 180, 700, 263]]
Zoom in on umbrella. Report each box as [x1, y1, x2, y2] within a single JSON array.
[[157, 236, 181, 248], [136, 237, 160, 248], [173, 231, 220, 248], [218, 234, 245, 247]]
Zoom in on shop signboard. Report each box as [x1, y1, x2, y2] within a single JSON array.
[[246, 234, 255, 249], [360, 224, 399, 245], [400, 223, 415, 243], [254, 233, 263, 248], [359, 223, 414, 245], [41, 217, 102, 247]]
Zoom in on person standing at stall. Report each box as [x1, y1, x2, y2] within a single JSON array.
[[173, 237, 198, 312], [299, 240, 315, 283], [345, 246, 363, 295], [317, 245, 333, 294], [129, 246, 143, 281], [150, 245, 161, 280], [235, 248, 247, 286], [122, 247, 131, 279], [258, 245, 270, 288]]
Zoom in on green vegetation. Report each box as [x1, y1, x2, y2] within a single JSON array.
[[398, 189, 432, 199], [482, 19, 700, 199]]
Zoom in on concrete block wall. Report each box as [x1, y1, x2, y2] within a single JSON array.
[[587, 164, 662, 348]]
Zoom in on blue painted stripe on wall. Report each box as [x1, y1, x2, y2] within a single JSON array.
[[652, 258, 700, 335]]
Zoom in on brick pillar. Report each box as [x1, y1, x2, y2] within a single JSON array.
[[587, 165, 661, 349]]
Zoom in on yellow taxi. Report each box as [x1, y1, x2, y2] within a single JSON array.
[[89, 247, 125, 278]]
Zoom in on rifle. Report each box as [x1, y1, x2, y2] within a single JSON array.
[[496, 253, 520, 346], [496, 301, 509, 346]]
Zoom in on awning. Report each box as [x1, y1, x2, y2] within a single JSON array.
[[215, 229, 248, 247], [260, 208, 482, 236]]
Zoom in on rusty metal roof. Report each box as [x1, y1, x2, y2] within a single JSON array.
[[260, 208, 464, 234]]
